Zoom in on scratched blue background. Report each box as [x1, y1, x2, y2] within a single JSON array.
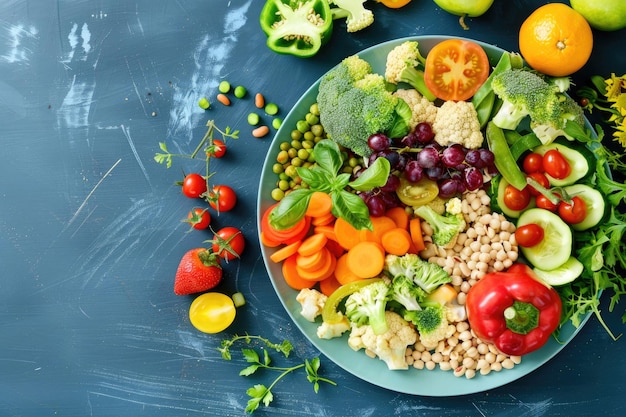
[[1, 1, 625, 416]]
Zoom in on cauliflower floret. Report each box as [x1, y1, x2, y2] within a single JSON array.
[[445, 197, 463, 216], [433, 100, 484, 149], [347, 311, 417, 370], [296, 288, 328, 322], [445, 303, 468, 323], [317, 317, 351, 339], [393, 89, 438, 128]]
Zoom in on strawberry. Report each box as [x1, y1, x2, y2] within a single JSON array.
[[174, 248, 223, 295]]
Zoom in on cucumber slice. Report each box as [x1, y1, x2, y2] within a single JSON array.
[[534, 256, 583, 286], [517, 208, 572, 270], [534, 142, 590, 186], [563, 184, 606, 231]]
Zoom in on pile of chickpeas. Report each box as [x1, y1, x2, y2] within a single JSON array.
[[406, 189, 523, 378]]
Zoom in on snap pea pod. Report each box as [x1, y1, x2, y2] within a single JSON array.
[[486, 122, 528, 191]]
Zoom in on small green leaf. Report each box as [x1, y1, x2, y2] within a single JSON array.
[[263, 349, 271, 366], [158, 142, 168, 152], [268, 188, 313, 230], [313, 140, 343, 176], [297, 167, 332, 191], [242, 348, 260, 363], [332, 190, 373, 231], [240, 364, 260, 376], [348, 157, 390, 191]]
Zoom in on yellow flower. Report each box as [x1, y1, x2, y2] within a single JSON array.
[[604, 73, 626, 101], [613, 117, 626, 149]]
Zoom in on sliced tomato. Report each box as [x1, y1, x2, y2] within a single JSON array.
[[424, 39, 490, 101]]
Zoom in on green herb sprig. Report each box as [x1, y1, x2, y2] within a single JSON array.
[[219, 334, 337, 414]]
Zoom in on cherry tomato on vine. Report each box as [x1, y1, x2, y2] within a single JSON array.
[[526, 172, 550, 196], [558, 196, 587, 224], [182, 173, 207, 199], [536, 194, 559, 212], [207, 139, 226, 158], [424, 39, 490, 101], [186, 208, 211, 230], [208, 185, 237, 212], [212, 226, 245, 261], [523, 152, 544, 174], [543, 149, 571, 179], [514, 223, 545, 248], [503, 184, 531, 211]]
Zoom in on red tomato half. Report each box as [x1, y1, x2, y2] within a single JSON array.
[[424, 39, 490, 101], [212, 227, 245, 261], [543, 149, 571, 179], [558, 196, 587, 225]]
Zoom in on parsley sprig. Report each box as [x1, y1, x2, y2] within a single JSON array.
[[218, 334, 337, 414]]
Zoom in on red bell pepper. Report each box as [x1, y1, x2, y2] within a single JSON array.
[[466, 263, 562, 356]]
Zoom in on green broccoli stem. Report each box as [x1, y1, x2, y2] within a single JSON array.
[[399, 67, 437, 101], [366, 301, 389, 335]]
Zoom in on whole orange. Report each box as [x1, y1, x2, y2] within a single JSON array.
[[519, 3, 593, 77]]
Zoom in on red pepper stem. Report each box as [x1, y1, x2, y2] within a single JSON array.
[[503, 301, 539, 335]]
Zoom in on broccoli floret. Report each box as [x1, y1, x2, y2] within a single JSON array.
[[317, 55, 411, 157], [329, 0, 374, 33], [491, 69, 561, 130], [390, 274, 426, 311], [403, 304, 451, 350], [344, 280, 390, 335], [385, 253, 452, 294], [530, 94, 586, 145], [385, 41, 436, 101], [414, 205, 466, 249]]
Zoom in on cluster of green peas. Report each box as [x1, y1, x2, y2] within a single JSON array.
[[269, 103, 362, 201]]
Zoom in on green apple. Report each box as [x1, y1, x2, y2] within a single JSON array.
[[432, 0, 494, 17], [570, 0, 626, 31]]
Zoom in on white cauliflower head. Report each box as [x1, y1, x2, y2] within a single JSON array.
[[433, 100, 484, 149], [394, 89, 438, 128], [296, 288, 327, 322]]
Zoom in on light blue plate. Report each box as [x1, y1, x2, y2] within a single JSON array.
[[257, 36, 591, 396]]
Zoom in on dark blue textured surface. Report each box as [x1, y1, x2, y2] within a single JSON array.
[[1, 1, 625, 416]]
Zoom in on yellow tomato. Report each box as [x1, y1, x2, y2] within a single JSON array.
[[189, 292, 236, 333], [395, 177, 439, 207]]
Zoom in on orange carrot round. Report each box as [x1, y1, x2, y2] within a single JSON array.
[[319, 274, 342, 297], [269, 240, 301, 263], [346, 241, 385, 278], [261, 204, 310, 245], [296, 250, 325, 270], [311, 211, 336, 226], [334, 253, 363, 285], [305, 191, 333, 218], [385, 206, 410, 230], [409, 218, 426, 252], [282, 254, 315, 290], [359, 215, 396, 245], [334, 217, 361, 250], [297, 233, 328, 257], [296, 248, 337, 281], [381, 227, 412, 256]]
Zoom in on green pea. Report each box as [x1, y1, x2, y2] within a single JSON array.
[[297, 149, 309, 160], [296, 120, 310, 133], [309, 103, 320, 116], [302, 139, 314, 149], [278, 179, 290, 191], [291, 130, 303, 141], [303, 131, 315, 141], [247, 112, 260, 126], [264, 102, 279, 116], [311, 124, 325, 137], [279, 172, 289, 181], [218, 80, 231, 94], [284, 165, 297, 178], [234, 85, 247, 98], [276, 150, 289, 164], [272, 118, 282, 129], [305, 113, 319, 125], [291, 157, 303, 167], [279, 141, 291, 151], [290, 139, 302, 150], [271, 188, 285, 201], [272, 163, 284, 174], [287, 148, 298, 159], [198, 97, 210, 109]]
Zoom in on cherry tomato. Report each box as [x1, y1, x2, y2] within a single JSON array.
[[186, 208, 211, 230], [558, 196, 587, 225], [514, 223, 545, 248], [523, 152, 544, 174], [543, 149, 571, 180], [189, 292, 236, 334], [395, 177, 439, 207], [207, 139, 226, 158], [212, 226, 245, 261], [526, 172, 550, 196], [182, 173, 208, 199], [424, 39, 490, 101], [503, 184, 531, 211], [535, 194, 559, 212], [209, 185, 237, 212]]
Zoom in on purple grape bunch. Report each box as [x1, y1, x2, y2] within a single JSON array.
[[360, 122, 497, 210]]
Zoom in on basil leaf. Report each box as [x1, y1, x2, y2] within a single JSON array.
[[269, 188, 313, 230], [313, 140, 343, 176], [349, 157, 390, 191], [296, 166, 332, 191], [332, 190, 373, 231], [331, 172, 351, 192]]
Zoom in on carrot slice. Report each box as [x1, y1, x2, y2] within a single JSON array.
[[261, 204, 311, 245], [311, 211, 336, 226], [324, 238, 346, 258], [334, 217, 361, 250], [305, 191, 333, 218], [346, 241, 385, 278], [334, 252, 363, 285], [269, 240, 302, 263], [319, 274, 342, 297], [381, 227, 413, 256], [296, 248, 337, 281], [409, 218, 426, 252], [297, 233, 328, 257], [260, 231, 281, 248], [386, 206, 410, 230], [296, 250, 325, 270], [282, 254, 315, 290], [314, 224, 338, 242], [360, 215, 397, 245]]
